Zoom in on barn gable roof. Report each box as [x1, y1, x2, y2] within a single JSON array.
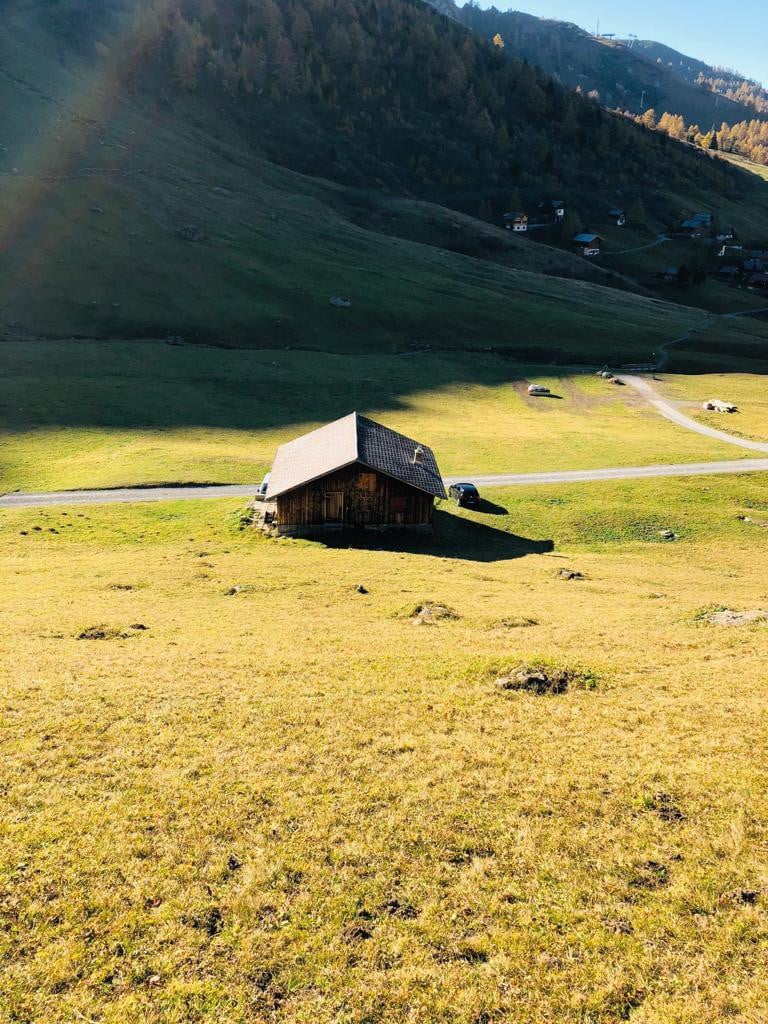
[[266, 413, 446, 500]]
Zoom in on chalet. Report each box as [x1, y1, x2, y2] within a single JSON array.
[[503, 212, 528, 233], [717, 227, 735, 243], [573, 233, 602, 257], [718, 265, 739, 280], [538, 199, 566, 221], [679, 220, 705, 238], [608, 208, 627, 226], [657, 266, 677, 283], [744, 258, 766, 274], [262, 413, 446, 537], [678, 212, 713, 238]]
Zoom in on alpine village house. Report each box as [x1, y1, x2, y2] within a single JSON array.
[[572, 233, 602, 257], [261, 413, 446, 536]]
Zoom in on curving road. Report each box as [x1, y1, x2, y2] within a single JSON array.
[[622, 375, 768, 453]]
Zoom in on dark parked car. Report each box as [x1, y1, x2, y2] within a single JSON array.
[[448, 482, 480, 507]]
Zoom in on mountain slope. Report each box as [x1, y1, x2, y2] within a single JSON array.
[[447, 4, 768, 129], [0, 0, 765, 357], [8, 0, 749, 204], [629, 39, 768, 117]]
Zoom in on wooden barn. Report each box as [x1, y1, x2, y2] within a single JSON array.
[[262, 413, 446, 536], [572, 232, 602, 257]]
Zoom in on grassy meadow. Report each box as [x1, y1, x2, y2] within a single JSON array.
[[3, 339, 766, 493], [2, 14, 768, 1023], [2, 478, 768, 1023], [656, 373, 768, 443], [3, 8, 767, 363], [0, 44, 691, 359]]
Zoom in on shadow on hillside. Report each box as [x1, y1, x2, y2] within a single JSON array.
[[4, 333, 768, 443], [317, 509, 553, 563], [2, 343, 597, 434]]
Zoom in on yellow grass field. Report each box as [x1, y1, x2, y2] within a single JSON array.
[[2, 479, 768, 1023], [1, 341, 762, 493], [656, 373, 768, 444]]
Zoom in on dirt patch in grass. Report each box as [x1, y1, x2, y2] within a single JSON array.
[[556, 568, 585, 581], [342, 922, 373, 943], [381, 898, 418, 919], [494, 662, 599, 695], [642, 791, 686, 823], [490, 616, 539, 629], [719, 889, 761, 907], [404, 602, 459, 626], [698, 607, 768, 627], [77, 624, 147, 640], [629, 860, 670, 891]]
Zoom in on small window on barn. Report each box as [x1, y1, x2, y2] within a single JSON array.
[[390, 495, 408, 513], [358, 472, 377, 491]]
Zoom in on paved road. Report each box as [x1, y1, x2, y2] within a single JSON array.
[[3, 459, 768, 509], [622, 375, 768, 453], [3, 306, 768, 511], [452, 460, 768, 488], [0, 484, 260, 509]]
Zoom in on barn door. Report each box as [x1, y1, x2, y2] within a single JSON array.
[[324, 491, 343, 524]]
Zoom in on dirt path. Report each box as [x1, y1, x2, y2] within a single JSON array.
[[602, 234, 670, 256], [655, 307, 768, 370], [621, 375, 768, 454]]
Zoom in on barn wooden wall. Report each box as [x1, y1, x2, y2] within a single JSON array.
[[276, 465, 435, 528]]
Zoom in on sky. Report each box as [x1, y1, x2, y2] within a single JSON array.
[[484, 1, 766, 85]]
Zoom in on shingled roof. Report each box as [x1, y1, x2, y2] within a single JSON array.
[[266, 413, 446, 500]]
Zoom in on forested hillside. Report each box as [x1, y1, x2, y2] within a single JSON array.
[[35, 0, 746, 209], [2, 0, 767, 346], [630, 39, 768, 116], [444, 3, 767, 132]]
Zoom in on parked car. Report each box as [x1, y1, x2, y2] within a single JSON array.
[[257, 472, 271, 498], [449, 482, 481, 507], [527, 384, 551, 396]]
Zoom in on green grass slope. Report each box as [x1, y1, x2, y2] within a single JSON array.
[[4, 340, 764, 491], [0, 27, 693, 354], [0, 0, 764, 353]]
